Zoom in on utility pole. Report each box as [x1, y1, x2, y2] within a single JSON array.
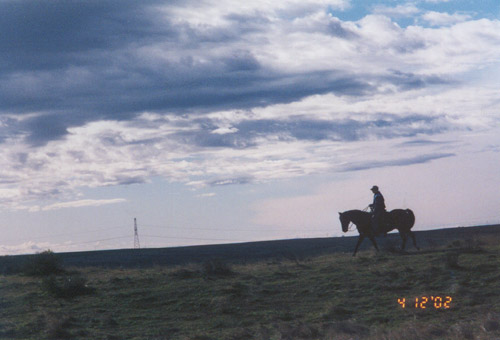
[[134, 218, 140, 249]]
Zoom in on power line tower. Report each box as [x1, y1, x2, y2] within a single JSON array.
[[134, 218, 140, 249]]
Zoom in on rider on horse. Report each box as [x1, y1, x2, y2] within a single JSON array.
[[369, 185, 386, 236]]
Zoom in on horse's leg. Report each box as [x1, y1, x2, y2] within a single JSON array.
[[353, 235, 365, 257], [368, 234, 379, 252], [399, 231, 407, 250], [409, 231, 420, 250]]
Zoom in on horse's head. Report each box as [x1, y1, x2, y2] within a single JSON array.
[[339, 212, 350, 233]]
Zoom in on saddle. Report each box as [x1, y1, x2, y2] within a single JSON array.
[[371, 210, 389, 236]]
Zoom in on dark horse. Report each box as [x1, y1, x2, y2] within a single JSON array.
[[339, 209, 419, 256]]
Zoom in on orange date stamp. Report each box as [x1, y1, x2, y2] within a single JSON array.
[[398, 296, 452, 309]]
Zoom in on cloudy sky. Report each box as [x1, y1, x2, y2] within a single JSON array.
[[1, 0, 499, 254]]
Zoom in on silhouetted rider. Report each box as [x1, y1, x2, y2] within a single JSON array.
[[369, 185, 386, 236]]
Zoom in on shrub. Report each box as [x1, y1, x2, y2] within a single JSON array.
[[189, 336, 216, 340], [169, 267, 199, 279], [483, 319, 500, 332], [23, 250, 64, 277], [210, 296, 233, 314], [444, 252, 461, 270], [451, 322, 475, 340], [461, 237, 485, 253], [426, 238, 439, 250], [42, 275, 94, 299], [44, 314, 74, 339], [448, 240, 462, 248], [202, 259, 234, 278], [322, 305, 354, 321], [278, 322, 320, 339], [324, 320, 369, 337]]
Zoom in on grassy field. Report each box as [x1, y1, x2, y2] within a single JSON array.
[[1, 235, 500, 339]]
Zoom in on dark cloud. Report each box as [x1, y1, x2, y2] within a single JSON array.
[[114, 175, 148, 186], [22, 114, 71, 145], [222, 51, 261, 72], [367, 114, 449, 137], [209, 177, 253, 186], [397, 139, 453, 147], [2, 66, 377, 146], [0, 0, 454, 147], [384, 70, 451, 90], [341, 153, 456, 172], [326, 18, 358, 39], [224, 13, 272, 32], [172, 114, 451, 150], [0, 0, 173, 71], [235, 118, 363, 142]]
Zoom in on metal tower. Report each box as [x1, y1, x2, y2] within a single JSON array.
[[134, 218, 140, 249]]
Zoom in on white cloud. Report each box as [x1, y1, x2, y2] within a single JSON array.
[[0, 238, 133, 255], [422, 11, 472, 26], [0, 240, 77, 255], [373, 4, 420, 17], [197, 193, 216, 198], [211, 126, 239, 134], [163, 0, 350, 26], [38, 198, 127, 212]]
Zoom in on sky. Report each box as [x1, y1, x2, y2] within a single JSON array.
[[0, 0, 499, 255]]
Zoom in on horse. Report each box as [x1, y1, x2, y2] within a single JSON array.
[[339, 209, 419, 256]]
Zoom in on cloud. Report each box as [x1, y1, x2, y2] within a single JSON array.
[[0, 0, 357, 147], [196, 193, 217, 198], [372, 4, 420, 18], [0, 0, 499, 208], [35, 199, 127, 212], [0, 0, 172, 70], [421, 11, 472, 26], [340, 152, 455, 172], [0, 238, 131, 255], [0, 82, 495, 206], [397, 139, 454, 147], [210, 177, 253, 186], [0, 2, 497, 145], [0, 241, 57, 255], [291, 11, 359, 38], [175, 113, 451, 150]]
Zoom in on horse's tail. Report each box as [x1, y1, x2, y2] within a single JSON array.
[[405, 209, 415, 229]]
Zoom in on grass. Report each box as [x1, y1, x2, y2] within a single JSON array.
[[0, 236, 499, 339]]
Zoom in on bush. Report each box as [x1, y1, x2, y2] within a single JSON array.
[[451, 322, 475, 340], [169, 267, 199, 279], [44, 314, 74, 339], [462, 237, 485, 253], [448, 239, 462, 248], [444, 252, 461, 270], [23, 250, 64, 277], [42, 275, 94, 299], [202, 259, 234, 278], [322, 305, 354, 321]]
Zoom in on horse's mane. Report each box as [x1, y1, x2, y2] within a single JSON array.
[[344, 209, 370, 217], [343, 209, 371, 223]]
